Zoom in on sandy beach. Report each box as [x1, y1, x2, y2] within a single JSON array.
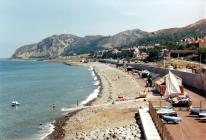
[[47, 62, 148, 140]]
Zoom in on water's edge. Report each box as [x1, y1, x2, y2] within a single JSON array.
[[45, 64, 102, 140], [1, 59, 101, 140]]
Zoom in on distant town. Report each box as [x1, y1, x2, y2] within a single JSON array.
[[63, 35, 205, 75]]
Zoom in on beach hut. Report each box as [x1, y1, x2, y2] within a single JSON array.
[[154, 71, 184, 96], [140, 70, 150, 78], [126, 65, 134, 71], [202, 66, 206, 74], [148, 73, 160, 87]]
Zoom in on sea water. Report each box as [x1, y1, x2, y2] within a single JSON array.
[[0, 59, 98, 140]]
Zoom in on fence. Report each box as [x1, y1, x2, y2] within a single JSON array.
[[149, 101, 174, 140], [190, 100, 206, 109], [149, 100, 206, 140]]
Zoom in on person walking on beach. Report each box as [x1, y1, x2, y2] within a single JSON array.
[[52, 104, 55, 111]]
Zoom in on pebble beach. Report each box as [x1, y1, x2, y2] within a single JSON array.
[[47, 62, 148, 140]]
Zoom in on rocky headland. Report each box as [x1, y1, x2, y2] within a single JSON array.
[[12, 19, 206, 59]]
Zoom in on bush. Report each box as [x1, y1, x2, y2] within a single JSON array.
[[147, 48, 160, 61]]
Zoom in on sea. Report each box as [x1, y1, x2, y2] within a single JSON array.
[[0, 59, 100, 140]]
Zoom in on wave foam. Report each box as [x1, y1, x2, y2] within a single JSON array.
[[90, 67, 97, 81], [39, 122, 55, 140], [80, 86, 100, 105], [88, 66, 94, 71], [94, 81, 100, 86], [93, 76, 97, 81], [91, 71, 95, 77]]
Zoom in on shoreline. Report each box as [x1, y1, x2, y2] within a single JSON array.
[[60, 62, 145, 139], [8, 59, 102, 140], [9, 59, 145, 140], [46, 109, 84, 140], [81, 67, 103, 106], [46, 64, 103, 140]]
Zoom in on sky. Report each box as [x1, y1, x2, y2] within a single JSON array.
[[0, 0, 205, 58]]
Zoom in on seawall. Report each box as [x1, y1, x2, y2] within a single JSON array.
[[127, 63, 206, 97]]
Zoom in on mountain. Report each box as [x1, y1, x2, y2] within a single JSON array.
[[95, 29, 149, 49], [12, 29, 148, 59], [12, 19, 206, 59], [136, 19, 206, 45], [12, 34, 78, 58]]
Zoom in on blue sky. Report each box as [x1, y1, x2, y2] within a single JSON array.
[[0, 0, 205, 58]]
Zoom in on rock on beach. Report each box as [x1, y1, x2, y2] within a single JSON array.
[[74, 123, 141, 140]]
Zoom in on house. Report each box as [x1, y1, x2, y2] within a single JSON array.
[[95, 51, 104, 58], [183, 36, 206, 48], [140, 52, 149, 60], [133, 47, 141, 58], [112, 49, 120, 54], [148, 73, 160, 87], [199, 36, 206, 48]]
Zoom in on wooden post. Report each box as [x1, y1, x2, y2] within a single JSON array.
[[162, 122, 164, 140], [160, 100, 162, 108], [77, 100, 79, 107]]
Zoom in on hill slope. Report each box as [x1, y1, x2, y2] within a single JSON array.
[[12, 30, 148, 59], [136, 19, 206, 45], [12, 19, 206, 59]]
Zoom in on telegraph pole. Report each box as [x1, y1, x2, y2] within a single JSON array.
[[164, 56, 165, 69], [200, 54, 202, 65]]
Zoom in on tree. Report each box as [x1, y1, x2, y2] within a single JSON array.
[[198, 48, 206, 54], [148, 48, 160, 61], [198, 48, 206, 63]]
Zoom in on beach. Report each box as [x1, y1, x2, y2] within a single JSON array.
[[47, 62, 148, 140]]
